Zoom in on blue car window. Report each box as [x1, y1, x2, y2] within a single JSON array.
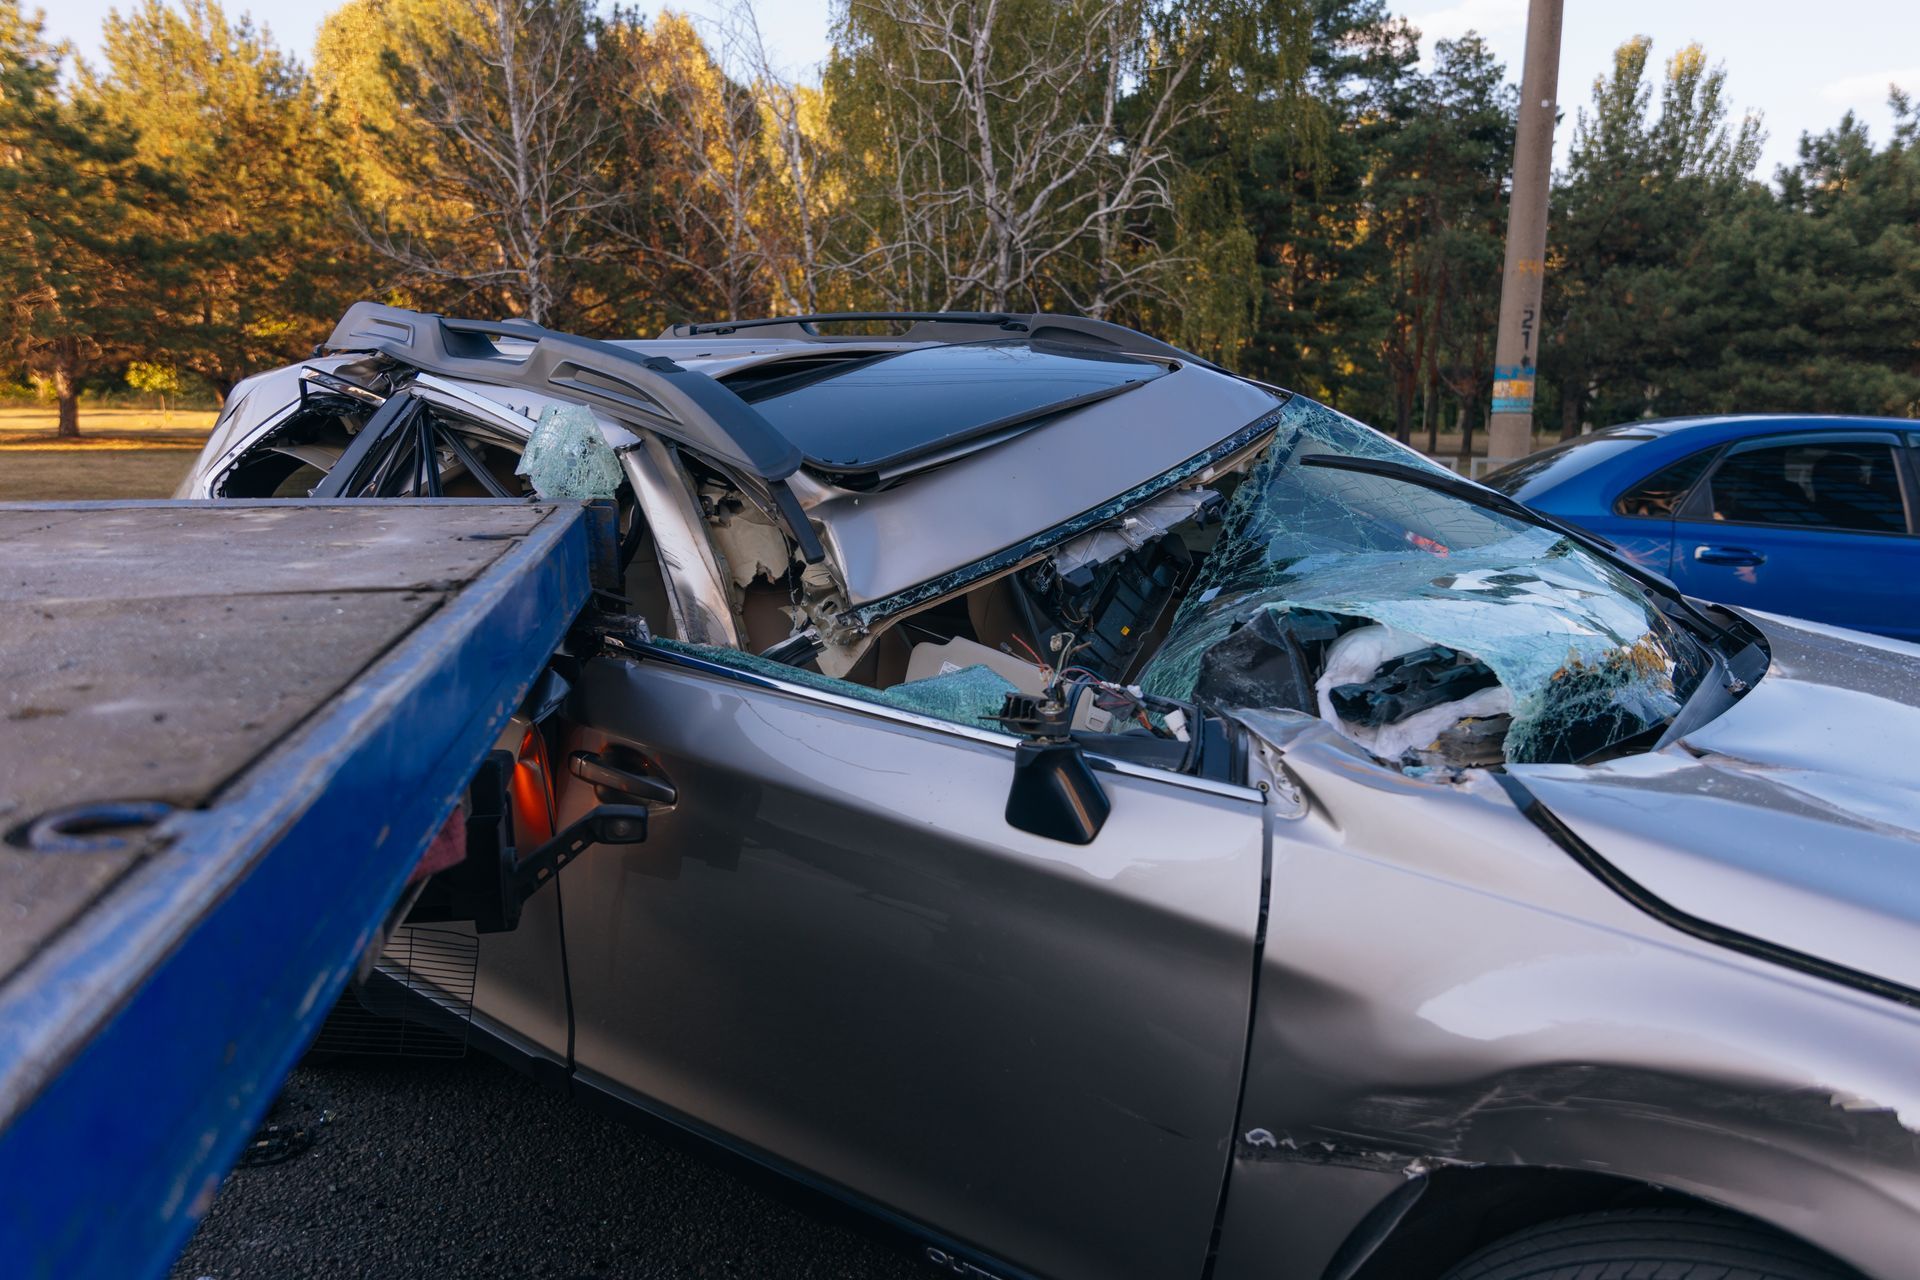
[[1615, 449, 1717, 518], [1707, 443, 1907, 533], [1483, 431, 1656, 500]]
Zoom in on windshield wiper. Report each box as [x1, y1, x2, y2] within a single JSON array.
[[1297, 453, 1739, 649]]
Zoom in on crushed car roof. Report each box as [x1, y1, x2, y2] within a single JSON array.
[[322, 302, 1287, 613], [324, 303, 1218, 486], [323, 302, 806, 482]]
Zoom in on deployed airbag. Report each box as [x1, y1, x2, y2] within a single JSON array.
[[1313, 624, 1513, 762]]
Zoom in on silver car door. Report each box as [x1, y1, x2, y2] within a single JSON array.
[[551, 645, 1267, 1280]]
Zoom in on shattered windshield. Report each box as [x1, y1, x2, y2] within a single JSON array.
[[1140, 399, 1713, 766]]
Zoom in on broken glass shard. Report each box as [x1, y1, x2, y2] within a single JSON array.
[[516, 404, 623, 500]]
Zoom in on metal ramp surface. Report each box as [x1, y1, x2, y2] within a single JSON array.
[[0, 499, 597, 1279]]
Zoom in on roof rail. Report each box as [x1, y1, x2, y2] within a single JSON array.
[[661, 311, 1226, 373], [321, 302, 825, 563], [323, 302, 804, 483]]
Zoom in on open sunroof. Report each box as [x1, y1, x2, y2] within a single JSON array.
[[737, 340, 1170, 476]]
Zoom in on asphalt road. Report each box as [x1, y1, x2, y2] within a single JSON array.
[[172, 1052, 928, 1280]]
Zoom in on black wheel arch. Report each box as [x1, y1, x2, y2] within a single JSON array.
[[1323, 1165, 1850, 1280]]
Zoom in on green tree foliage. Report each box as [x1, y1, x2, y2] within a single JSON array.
[[1683, 98, 1920, 416], [1, 2, 1915, 438], [1409, 35, 1517, 459], [1232, 4, 1514, 456], [1541, 37, 1764, 432], [1238, 0, 1414, 407], [1376, 30, 1514, 457], [125, 359, 184, 413], [823, 0, 1311, 340], [595, 7, 839, 327], [90, 0, 368, 397], [315, 0, 618, 327], [0, 1, 182, 435]]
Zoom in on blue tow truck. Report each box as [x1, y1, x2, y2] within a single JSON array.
[[0, 497, 612, 1278]]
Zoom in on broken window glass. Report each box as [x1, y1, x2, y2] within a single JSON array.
[[652, 638, 1021, 728], [1140, 397, 1712, 767], [222, 393, 534, 500], [517, 404, 623, 501]]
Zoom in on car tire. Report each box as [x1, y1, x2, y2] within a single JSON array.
[[1439, 1207, 1857, 1280]]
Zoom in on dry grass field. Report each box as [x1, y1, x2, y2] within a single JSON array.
[[0, 406, 215, 501]]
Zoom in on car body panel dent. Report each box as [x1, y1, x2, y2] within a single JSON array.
[[172, 308, 1920, 1278], [1208, 1158, 1406, 1280], [803, 366, 1282, 608], [1510, 612, 1920, 995], [1218, 705, 1920, 1279]]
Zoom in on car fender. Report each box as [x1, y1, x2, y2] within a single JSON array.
[[1210, 737, 1920, 1280]]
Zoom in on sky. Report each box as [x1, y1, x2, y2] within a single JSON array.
[[38, 0, 1920, 180]]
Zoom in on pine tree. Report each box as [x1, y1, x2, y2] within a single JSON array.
[[89, 0, 369, 399], [1683, 98, 1920, 415], [1542, 37, 1763, 431], [1387, 33, 1515, 459], [1239, 0, 1416, 413], [0, 1, 181, 436]]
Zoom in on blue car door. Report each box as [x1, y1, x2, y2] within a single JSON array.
[[1667, 430, 1920, 639]]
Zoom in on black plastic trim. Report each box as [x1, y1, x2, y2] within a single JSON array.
[[677, 311, 1025, 336], [309, 392, 420, 499], [665, 310, 1226, 372], [323, 302, 804, 481]]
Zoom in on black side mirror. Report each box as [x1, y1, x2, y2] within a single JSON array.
[[1006, 739, 1111, 845]]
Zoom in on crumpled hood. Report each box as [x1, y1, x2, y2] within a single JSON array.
[[1509, 611, 1920, 993]]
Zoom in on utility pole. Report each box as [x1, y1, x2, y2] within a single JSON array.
[[1486, 0, 1565, 468]]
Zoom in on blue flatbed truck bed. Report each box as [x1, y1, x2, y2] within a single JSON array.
[[0, 499, 600, 1279]]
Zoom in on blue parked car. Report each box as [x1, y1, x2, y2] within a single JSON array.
[[1486, 415, 1919, 641]]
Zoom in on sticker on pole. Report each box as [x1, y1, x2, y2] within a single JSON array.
[[1491, 364, 1535, 415]]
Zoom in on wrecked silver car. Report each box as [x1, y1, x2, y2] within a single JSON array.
[[181, 304, 1920, 1280]]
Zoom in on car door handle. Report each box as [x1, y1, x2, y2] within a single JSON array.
[[1693, 544, 1765, 567], [570, 750, 677, 807]]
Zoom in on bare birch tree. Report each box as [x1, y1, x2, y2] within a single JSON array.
[[828, 0, 1221, 317], [600, 3, 834, 319], [340, 0, 616, 325], [745, 22, 835, 313]]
